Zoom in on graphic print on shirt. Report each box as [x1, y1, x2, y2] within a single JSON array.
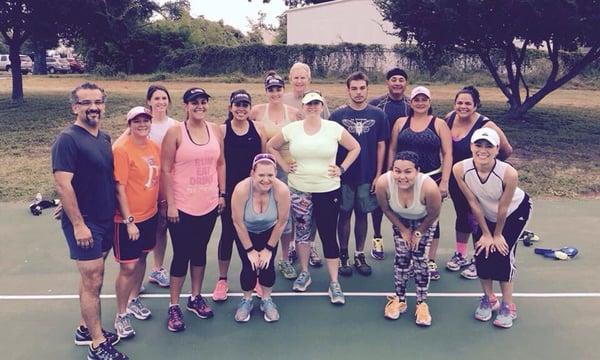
[[143, 155, 159, 189], [341, 118, 376, 136], [189, 157, 216, 190]]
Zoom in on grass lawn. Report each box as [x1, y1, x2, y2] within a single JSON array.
[[0, 76, 599, 201]]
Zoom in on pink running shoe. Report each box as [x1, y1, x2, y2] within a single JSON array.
[[212, 279, 229, 302]]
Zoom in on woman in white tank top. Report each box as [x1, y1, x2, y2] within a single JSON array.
[[452, 127, 531, 329], [375, 151, 441, 327]]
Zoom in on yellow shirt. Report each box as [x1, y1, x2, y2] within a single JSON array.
[[282, 119, 344, 193]]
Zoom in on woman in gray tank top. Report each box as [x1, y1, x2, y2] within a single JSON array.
[[375, 151, 441, 327], [230, 154, 291, 323]]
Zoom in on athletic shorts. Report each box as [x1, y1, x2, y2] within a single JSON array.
[[113, 214, 158, 263], [62, 217, 113, 261], [340, 183, 378, 213]]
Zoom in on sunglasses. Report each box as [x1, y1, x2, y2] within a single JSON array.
[[232, 101, 250, 108]]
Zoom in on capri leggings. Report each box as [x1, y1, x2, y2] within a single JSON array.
[[218, 196, 238, 261], [290, 187, 340, 259], [168, 207, 218, 277], [393, 219, 437, 302], [235, 226, 278, 291], [473, 195, 531, 282], [449, 173, 477, 234]]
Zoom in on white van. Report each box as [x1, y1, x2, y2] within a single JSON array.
[[0, 54, 34, 74]]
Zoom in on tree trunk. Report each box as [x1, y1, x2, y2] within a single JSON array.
[[9, 48, 24, 104], [33, 46, 48, 75]]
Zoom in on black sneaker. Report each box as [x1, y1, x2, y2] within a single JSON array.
[[87, 339, 129, 360], [74, 326, 119, 346], [338, 251, 353, 277], [354, 253, 372, 276]]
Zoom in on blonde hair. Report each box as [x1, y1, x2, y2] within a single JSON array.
[[289, 62, 311, 80]]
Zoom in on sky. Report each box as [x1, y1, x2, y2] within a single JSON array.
[[187, 0, 289, 33]]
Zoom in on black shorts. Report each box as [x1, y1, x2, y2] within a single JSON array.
[[113, 214, 158, 263], [62, 217, 113, 261]]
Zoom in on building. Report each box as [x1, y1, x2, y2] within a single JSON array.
[[286, 0, 399, 46]]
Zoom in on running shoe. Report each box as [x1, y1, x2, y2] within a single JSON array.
[[234, 298, 254, 323], [260, 298, 280, 322], [186, 296, 214, 318], [87, 339, 129, 360], [354, 253, 372, 276], [428, 260, 440, 281], [148, 267, 170, 287], [328, 281, 345, 305], [288, 248, 298, 264], [114, 314, 135, 339], [254, 279, 264, 298], [277, 259, 298, 280], [167, 305, 185, 332], [474, 294, 500, 322], [127, 297, 152, 320], [74, 326, 119, 346], [292, 271, 312, 292], [212, 279, 229, 302], [371, 237, 385, 260], [446, 252, 470, 271], [493, 302, 517, 328], [384, 295, 407, 320], [139, 284, 146, 294], [460, 262, 478, 280], [309, 247, 323, 267], [415, 302, 432, 326], [338, 252, 353, 277]]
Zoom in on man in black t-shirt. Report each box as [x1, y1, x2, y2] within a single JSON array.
[[367, 68, 411, 261], [52, 82, 127, 360], [332, 72, 389, 276]]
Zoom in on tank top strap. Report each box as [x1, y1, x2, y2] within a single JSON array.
[[446, 112, 457, 129], [427, 116, 437, 131], [282, 105, 289, 123], [400, 116, 411, 132], [247, 119, 259, 138], [261, 104, 270, 123]]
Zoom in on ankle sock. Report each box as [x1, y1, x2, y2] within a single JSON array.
[[456, 243, 468, 257]]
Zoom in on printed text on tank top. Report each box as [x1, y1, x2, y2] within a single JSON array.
[[184, 121, 210, 146]]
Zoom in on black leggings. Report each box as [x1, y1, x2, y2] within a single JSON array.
[[168, 208, 218, 277], [291, 188, 341, 259], [235, 227, 278, 291], [449, 173, 476, 234], [217, 197, 237, 261]]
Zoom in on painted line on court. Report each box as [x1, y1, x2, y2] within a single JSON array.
[[1, 292, 600, 300]]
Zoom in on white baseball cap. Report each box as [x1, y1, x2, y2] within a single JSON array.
[[126, 106, 152, 122], [410, 86, 431, 100], [302, 91, 325, 104], [471, 128, 500, 146]]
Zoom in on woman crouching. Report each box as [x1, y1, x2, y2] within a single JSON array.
[[375, 151, 441, 326], [231, 153, 291, 322]]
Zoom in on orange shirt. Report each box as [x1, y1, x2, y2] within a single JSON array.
[[113, 137, 161, 222]]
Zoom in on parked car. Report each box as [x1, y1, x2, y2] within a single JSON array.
[[0, 54, 34, 74], [67, 57, 85, 73], [46, 57, 70, 74]]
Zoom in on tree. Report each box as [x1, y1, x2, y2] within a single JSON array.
[[375, 0, 600, 120]]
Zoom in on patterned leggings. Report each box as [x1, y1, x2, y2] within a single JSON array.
[[393, 219, 436, 302]]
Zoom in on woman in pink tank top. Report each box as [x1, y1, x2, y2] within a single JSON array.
[[160, 87, 225, 333]]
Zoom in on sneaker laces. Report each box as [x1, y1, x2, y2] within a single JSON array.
[[297, 271, 308, 282], [169, 305, 183, 322], [95, 340, 121, 358], [479, 295, 491, 310], [428, 261, 438, 271], [330, 282, 343, 296], [416, 303, 430, 319]]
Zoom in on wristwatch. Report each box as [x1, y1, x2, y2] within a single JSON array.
[[219, 192, 227, 198], [123, 216, 135, 224], [413, 230, 422, 238]]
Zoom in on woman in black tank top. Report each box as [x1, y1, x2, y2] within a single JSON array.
[[212, 90, 266, 302], [444, 86, 513, 280], [387, 86, 453, 281]]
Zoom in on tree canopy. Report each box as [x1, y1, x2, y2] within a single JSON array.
[[375, 0, 600, 119]]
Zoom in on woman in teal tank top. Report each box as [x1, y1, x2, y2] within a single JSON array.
[[231, 154, 291, 323]]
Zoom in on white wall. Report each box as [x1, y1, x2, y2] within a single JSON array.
[[286, 0, 399, 46]]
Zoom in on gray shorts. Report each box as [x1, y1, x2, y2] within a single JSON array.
[[340, 183, 378, 213]]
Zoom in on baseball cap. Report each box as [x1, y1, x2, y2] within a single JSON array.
[[230, 92, 252, 105], [471, 128, 500, 146], [302, 90, 324, 104], [410, 86, 431, 100], [386, 67, 408, 80], [264, 74, 285, 89], [126, 106, 152, 122], [183, 87, 211, 103]]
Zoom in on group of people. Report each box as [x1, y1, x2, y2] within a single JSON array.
[[51, 63, 531, 360]]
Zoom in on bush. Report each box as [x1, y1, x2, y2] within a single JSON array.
[[92, 64, 118, 77], [146, 72, 172, 82]]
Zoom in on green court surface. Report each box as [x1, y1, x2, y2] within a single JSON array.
[[1, 200, 599, 360]]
